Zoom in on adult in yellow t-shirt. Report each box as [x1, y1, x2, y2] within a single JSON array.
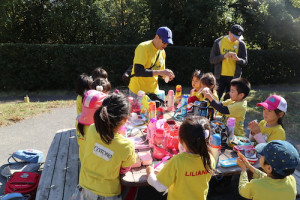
[[210, 24, 247, 100], [128, 27, 175, 97]]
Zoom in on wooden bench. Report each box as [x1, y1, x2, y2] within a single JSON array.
[[36, 128, 80, 200]]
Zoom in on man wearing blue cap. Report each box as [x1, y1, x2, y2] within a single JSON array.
[[128, 27, 175, 97], [210, 24, 248, 100], [237, 140, 300, 200]]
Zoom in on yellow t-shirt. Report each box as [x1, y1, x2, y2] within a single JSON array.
[[79, 124, 136, 196], [128, 40, 166, 94], [192, 90, 219, 104], [75, 121, 90, 162], [76, 95, 83, 115], [222, 99, 247, 137], [220, 37, 239, 76], [258, 120, 286, 142], [239, 169, 297, 200], [157, 152, 215, 200]]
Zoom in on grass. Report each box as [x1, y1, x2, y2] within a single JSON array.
[[0, 100, 75, 127]]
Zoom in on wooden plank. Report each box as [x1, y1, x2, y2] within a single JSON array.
[[36, 130, 62, 200], [63, 129, 80, 200], [47, 130, 71, 200], [292, 170, 300, 197]]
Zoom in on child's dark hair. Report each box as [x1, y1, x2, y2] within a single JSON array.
[[92, 78, 111, 93], [179, 116, 212, 171], [274, 109, 285, 128], [94, 92, 130, 144], [191, 70, 203, 80], [75, 73, 92, 97], [230, 77, 251, 99], [92, 67, 108, 79], [264, 159, 295, 179], [200, 72, 218, 92], [77, 123, 85, 137]]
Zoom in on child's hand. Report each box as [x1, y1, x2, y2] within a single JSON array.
[[146, 166, 154, 176], [237, 151, 251, 168], [202, 87, 213, 102], [248, 120, 260, 134], [237, 158, 247, 171]]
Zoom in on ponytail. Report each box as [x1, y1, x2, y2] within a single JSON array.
[[77, 123, 85, 137], [275, 109, 284, 128], [93, 92, 130, 144], [179, 116, 212, 171]]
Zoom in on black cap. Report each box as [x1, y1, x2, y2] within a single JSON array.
[[230, 24, 244, 39]]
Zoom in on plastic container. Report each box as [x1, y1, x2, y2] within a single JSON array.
[[210, 134, 221, 167], [181, 95, 188, 117], [154, 129, 165, 148], [226, 117, 236, 146], [147, 118, 157, 147], [156, 107, 164, 119], [157, 90, 165, 102], [167, 90, 175, 111], [219, 158, 237, 167]]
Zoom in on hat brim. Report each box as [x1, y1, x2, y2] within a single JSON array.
[[257, 102, 277, 110], [255, 143, 267, 155], [162, 37, 173, 45], [232, 33, 244, 40], [78, 107, 97, 125]]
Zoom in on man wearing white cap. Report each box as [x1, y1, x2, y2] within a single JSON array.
[[210, 24, 248, 100], [128, 27, 175, 97]]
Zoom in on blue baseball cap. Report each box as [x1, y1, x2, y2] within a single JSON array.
[[156, 27, 173, 44], [255, 140, 300, 176]]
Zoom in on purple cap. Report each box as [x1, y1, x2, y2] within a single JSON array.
[[226, 117, 236, 127], [156, 27, 173, 44]]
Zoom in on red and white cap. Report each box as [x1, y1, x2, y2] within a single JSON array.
[[257, 95, 287, 113], [78, 90, 107, 125]]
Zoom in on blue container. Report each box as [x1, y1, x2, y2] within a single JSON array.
[[181, 95, 188, 117]]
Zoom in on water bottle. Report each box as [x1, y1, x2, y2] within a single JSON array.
[[167, 90, 175, 111], [175, 85, 182, 104], [181, 95, 188, 117], [147, 118, 157, 147], [149, 101, 156, 119], [210, 134, 221, 167], [199, 100, 208, 117], [137, 90, 145, 109], [227, 117, 236, 146]]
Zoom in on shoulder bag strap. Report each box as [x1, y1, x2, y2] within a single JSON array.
[[131, 50, 161, 78]]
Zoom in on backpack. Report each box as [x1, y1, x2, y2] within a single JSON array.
[[8, 149, 43, 164], [4, 172, 40, 200], [122, 51, 161, 86]]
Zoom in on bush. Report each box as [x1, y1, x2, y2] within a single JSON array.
[[0, 43, 299, 91]]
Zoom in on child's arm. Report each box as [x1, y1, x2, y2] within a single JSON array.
[[202, 88, 230, 114], [248, 120, 266, 143], [146, 166, 168, 192]]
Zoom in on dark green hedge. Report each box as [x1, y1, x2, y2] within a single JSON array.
[[0, 43, 299, 91]]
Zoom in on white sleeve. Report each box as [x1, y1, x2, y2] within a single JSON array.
[[253, 132, 266, 143], [147, 172, 168, 192]]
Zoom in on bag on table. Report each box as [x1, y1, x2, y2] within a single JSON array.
[[8, 149, 43, 164], [4, 172, 40, 200]]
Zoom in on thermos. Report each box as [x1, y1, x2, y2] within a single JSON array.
[[227, 117, 236, 146], [175, 85, 182, 104], [167, 90, 175, 111], [147, 118, 157, 147], [210, 134, 221, 167]]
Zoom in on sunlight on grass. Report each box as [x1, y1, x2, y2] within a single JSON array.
[[0, 100, 75, 127]]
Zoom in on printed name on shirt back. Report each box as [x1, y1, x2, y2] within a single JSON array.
[[185, 170, 209, 176], [93, 143, 114, 161]]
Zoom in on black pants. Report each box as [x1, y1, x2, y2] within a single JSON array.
[[217, 76, 233, 101]]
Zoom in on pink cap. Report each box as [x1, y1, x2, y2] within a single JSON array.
[[78, 90, 107, 125], [257, 95, 287, 113], [168, 90, 174, 96]]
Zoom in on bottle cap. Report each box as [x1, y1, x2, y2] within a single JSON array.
[[137, 90, 145, 97], [227, 117, 236, 127], [168, 90, 174, 96]]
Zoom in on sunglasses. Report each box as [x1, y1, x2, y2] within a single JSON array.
[[158, 36, 167, 45]]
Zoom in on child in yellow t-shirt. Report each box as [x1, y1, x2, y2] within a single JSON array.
[[248, 95, 287, 143], [203, 77, 251, 136], [76, 92, 136, 199], [91, 67, 108, 80], [76, 89, 107, 162], [75, 73, 92, 115], [146, 116, 215, 200], [237, 140, 300, 200]]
